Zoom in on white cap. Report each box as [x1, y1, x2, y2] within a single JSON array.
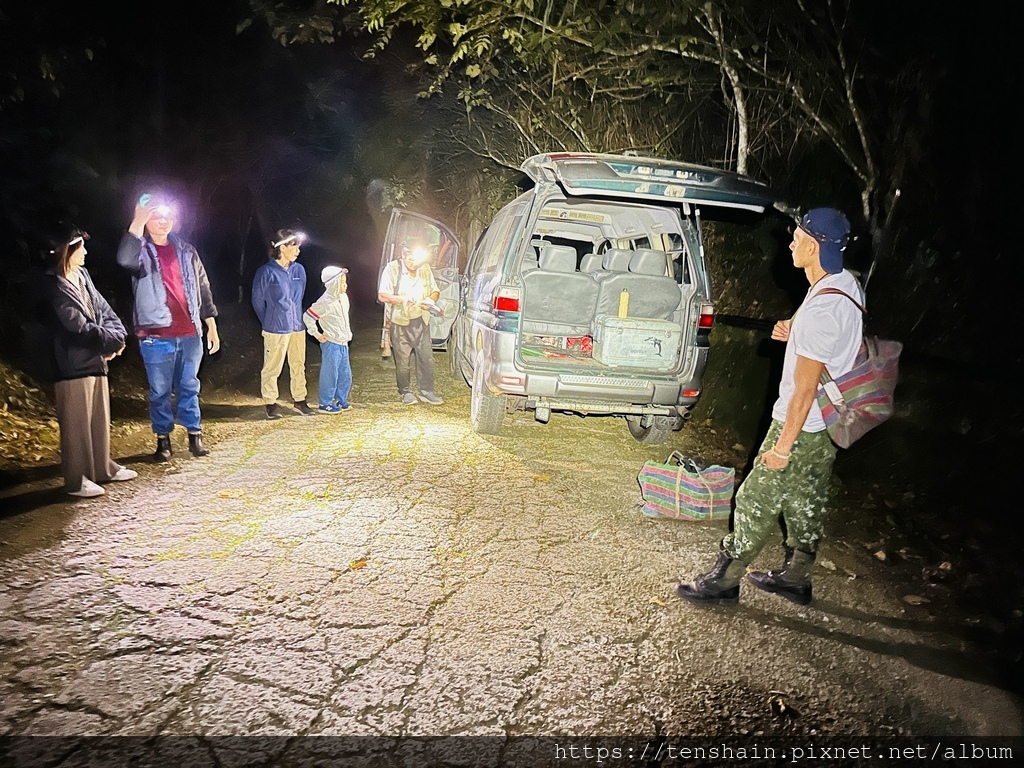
[[321, 266, 348, 284]]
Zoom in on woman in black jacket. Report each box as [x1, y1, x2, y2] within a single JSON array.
[[46, 230, 136, 497]]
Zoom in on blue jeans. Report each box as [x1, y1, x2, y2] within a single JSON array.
[[319, 341, 352, 408], [138, 335, 204, 435]]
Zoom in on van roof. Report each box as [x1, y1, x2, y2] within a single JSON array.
[[521, 153, 778, 213]]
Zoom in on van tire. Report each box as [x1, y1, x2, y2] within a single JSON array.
[[470, 355, 505, 435], [626, 415, 680, 445]]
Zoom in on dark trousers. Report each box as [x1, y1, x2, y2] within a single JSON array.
[[390, 316, 435, 394]]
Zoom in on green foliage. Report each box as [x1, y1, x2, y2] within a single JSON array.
[[248, 0, 945, 294]]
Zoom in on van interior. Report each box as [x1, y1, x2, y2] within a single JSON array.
[[516, 198, 696, 372]]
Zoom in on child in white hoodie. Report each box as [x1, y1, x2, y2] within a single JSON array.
[[304, 266, 353, 413]]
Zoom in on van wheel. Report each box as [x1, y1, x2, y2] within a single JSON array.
[[470, 355, 505, 435], [626, 415, 680, 445]]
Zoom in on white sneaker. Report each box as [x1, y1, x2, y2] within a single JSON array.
[[110, 466, 138, 482], [68, 478, 105, 498]]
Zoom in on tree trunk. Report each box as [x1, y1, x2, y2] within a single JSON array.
[[701, 5, 749, 174], [724, 61, 749, 175]]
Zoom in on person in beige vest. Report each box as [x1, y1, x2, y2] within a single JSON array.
[[376, 239, 443, 405]]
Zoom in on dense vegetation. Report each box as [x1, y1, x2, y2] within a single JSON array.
[[0, 1, 1015, 373]]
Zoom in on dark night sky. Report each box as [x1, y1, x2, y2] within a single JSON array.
[[1, 1, 1019, 333], [2, 0, 387, 292]]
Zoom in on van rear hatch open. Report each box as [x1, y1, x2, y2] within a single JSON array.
[[521, 153, 777, 213]]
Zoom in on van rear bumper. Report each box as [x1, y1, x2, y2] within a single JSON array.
[[475, 327, 702, 412], [522, 396, 682, 417]]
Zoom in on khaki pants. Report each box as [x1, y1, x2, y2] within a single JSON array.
[[55, 376, 119, 492], [261, 331, 308, 403]]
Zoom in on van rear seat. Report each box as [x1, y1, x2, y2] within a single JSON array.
[[521, 245, 599, 337], [594, 248, 681, 322], [626, 249, 682, 319], [602, 249, 632, 274], [579, 253, 605, 278]]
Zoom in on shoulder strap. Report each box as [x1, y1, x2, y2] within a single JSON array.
[[811, 287, 866, 315], [384, 261, 400, 320]]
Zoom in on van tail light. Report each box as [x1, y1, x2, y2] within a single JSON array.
[[493, 287, 521, 313], [697, 302, 714, 330]]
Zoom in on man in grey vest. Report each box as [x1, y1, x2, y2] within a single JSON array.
[[377, 239, 443, 406]]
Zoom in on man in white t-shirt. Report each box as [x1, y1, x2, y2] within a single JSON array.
[[677, 208, 863, 607], [377, 240, 444, 405]]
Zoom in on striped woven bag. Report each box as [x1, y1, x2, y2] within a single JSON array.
[[637, 451, 734, 521], [814, 288, 902, 449]]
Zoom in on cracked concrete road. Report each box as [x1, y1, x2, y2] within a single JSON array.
[[1, 311, 1021, 753]]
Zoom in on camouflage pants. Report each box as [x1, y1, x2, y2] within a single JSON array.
[[722, 420, 837, 562]]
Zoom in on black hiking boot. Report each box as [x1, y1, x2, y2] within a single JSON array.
[[675, 549, 747, 606], [188, 432, 210, 457], [153, 435, 173, 463], [747, 548, 815, 605]]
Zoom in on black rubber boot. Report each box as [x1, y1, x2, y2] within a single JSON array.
[[153, 435, 172, 463], [675, 549, 747, 606], [188, 432, 210, 457], [747, 548, 816, 605]]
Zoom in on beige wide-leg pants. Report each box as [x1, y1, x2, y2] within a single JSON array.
[[55, 376, 119, 493], [260, 331, 308, 403]]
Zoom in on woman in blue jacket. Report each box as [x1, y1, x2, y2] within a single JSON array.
[[251, 229, 313, 419], [45, 230, 136, 497]]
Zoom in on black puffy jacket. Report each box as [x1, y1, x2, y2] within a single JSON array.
[[45, 269, 127, 381]]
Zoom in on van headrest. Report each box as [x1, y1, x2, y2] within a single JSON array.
[[539, 245, 578, 273], [602, 249, 632, 272], [629, 249, 667, 276], [579, 253, 604, 273]]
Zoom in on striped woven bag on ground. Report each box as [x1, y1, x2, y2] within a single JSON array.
[[814, 289, 903, 449], [637, 451, 735, 521]]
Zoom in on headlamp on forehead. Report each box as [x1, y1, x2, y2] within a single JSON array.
[[402, 243, 429, 264], [50, 230, 89, 255], [140, 194, 175, 219], [273, 232, 306, 248]]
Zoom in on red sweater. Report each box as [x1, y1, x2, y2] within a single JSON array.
[[140, 242, 197, 338]]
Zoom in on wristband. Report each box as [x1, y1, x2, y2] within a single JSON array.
[[769, 446, 792, 460]]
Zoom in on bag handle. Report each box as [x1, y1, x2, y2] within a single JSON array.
[[668, 452, 716, 520]]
